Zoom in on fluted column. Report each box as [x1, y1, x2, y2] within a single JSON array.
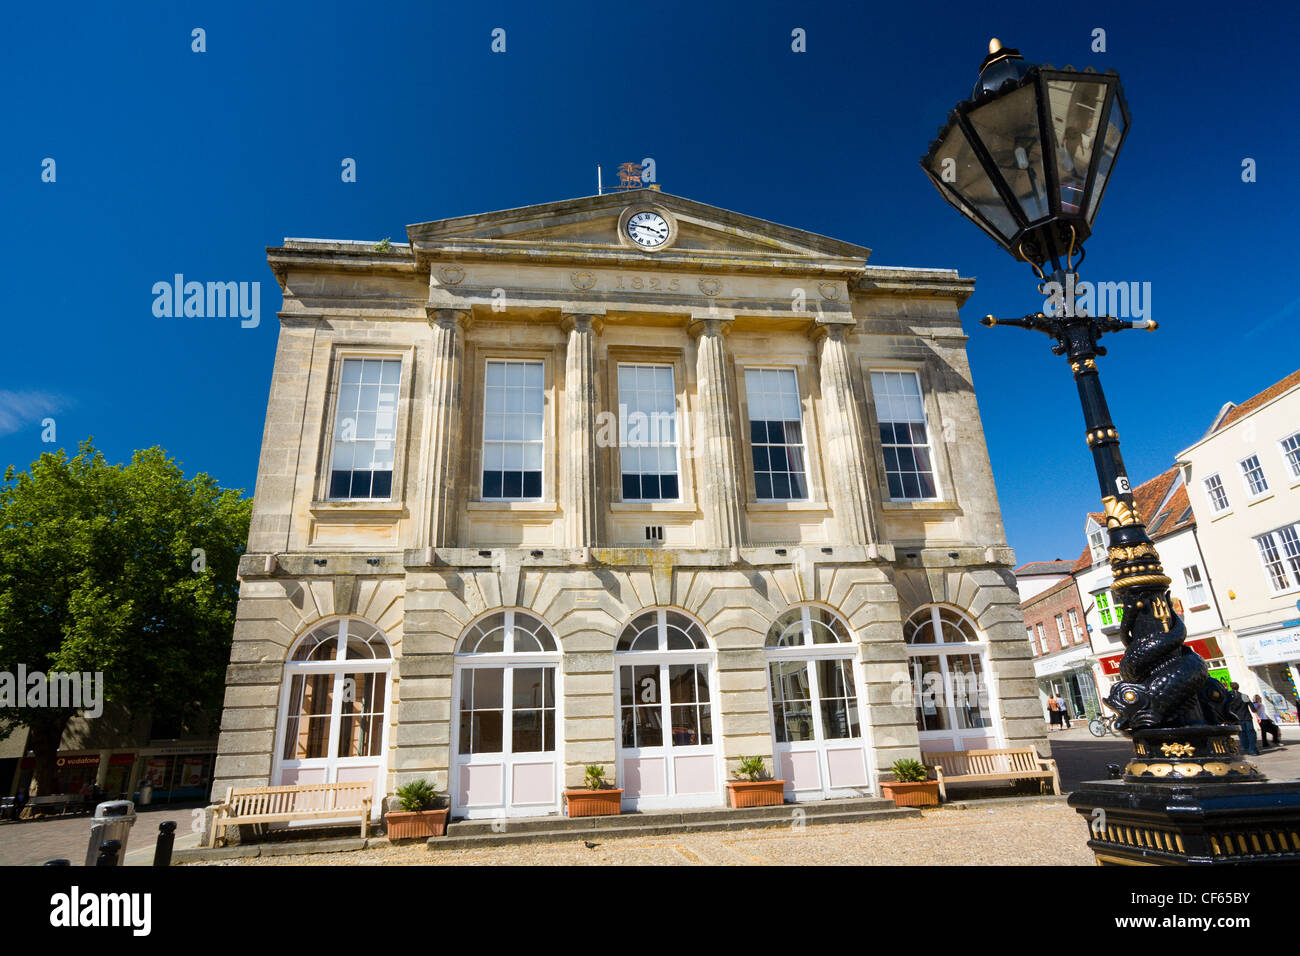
[[690, 316, 745, 550], [814, 321, 876, 546], [424, 308, 469, 548], [562, 313, 601, 548]]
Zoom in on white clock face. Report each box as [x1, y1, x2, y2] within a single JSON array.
[[627, 210, 669, 248]]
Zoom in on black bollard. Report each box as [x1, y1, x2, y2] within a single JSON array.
[[96, 839, 122, 867], [153, 821, 177, 867], [44, 859, 71, 866]]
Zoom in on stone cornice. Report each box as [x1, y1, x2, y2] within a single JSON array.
[[854, 267, 976, 303], [410, 239, 868, 280]]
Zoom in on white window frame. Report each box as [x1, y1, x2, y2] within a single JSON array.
[[1182, 565, 1209, 609], [480, 358, 546, 502], [1203, 473, 1230, 514], [614, 609, 722, 811], [272, 618, 393, 822], [1088, 525, 1107, 562], [616, 363, 682, 503], [870, 369, 941, 502], [1067, 607, 1083, 643], [1240, 454, 1269, 499], [763, 604, 872, 800], [1255, 524, 1300, 595], [1279, 432, 1300, 482], [326, 355, 404, 502], [450, 609, 563, 819], [904, 605, 1003, 752], [744, 366, 810, 502], [1054, 614, 1067, 647]]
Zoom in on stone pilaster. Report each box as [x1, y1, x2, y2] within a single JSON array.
[[814, 321, 876, 546], [562, 313, 601, 548], [424, 308, 469, 548], [690, 315, 745, 550]]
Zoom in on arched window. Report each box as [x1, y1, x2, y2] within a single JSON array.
[[764, 605, 869, 798], [616, 609, 708, 652], [276, 619, 392, 816], [905, 605, 996, 752], [452, 610, 561, 818], [765, 605, 853, 648], [614, 609, 719, 809]]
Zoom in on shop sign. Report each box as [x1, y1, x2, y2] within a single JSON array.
[[54, 755, 100, 768], [1239, 628, 1300, 667], [1100, 638, 1219, 675]]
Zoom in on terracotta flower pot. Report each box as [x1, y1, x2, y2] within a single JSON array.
[[385, 807, 449, 839], [725, 779, 786, 808], [564, 788, 624, 817], [881, 780, 939, 808]]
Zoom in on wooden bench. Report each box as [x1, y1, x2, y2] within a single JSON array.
[[27, 794, 74, 817], [208, 782, 373, 847], [921, 748, 1060, 802]]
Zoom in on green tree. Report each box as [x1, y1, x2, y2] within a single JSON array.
[[0, 440, 251, 794]]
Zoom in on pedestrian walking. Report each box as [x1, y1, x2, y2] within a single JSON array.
[[1054, 693, 1072, 729], [1047, 694, 1062, 731], [1255, 694, 1283, 747], [1228, 682, 1259, 755]]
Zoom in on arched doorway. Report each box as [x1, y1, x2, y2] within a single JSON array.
[[451, 609, 561, 819], [615, 609, 721, 810], [274, 618, 392, 820], [765, 605, 872, 800], [905, 605, 999, 752]]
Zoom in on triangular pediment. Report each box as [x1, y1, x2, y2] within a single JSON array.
[[405, 191, 871, 265]]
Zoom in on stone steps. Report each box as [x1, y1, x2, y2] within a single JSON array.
[[427, 797, 918, 850]]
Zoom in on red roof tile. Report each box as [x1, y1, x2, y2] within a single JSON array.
[[1211, 369, 1300, 434]]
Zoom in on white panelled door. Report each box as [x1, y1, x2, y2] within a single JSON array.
[[616, 610, 721, 810], [452, 610, 562, 819], [765, 606, 871, 800]]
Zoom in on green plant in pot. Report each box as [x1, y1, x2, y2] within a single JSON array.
[[882, 757, 939, 808], [565, 764, 623, 817], [386, 777, 449, 839], [725, 755, 785, 807]]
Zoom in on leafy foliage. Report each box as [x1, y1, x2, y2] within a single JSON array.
[[890, 758, 929, 783], [583, 764, 610, 790], [732, 755, 769, 782], [0, 440, 250, 790], [395, 778, 440, 812]]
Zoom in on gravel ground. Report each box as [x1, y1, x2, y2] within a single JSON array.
[[186, 801, 1096, 866]]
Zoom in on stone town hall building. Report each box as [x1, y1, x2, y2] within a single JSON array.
[[211, 191, 1042, 821]]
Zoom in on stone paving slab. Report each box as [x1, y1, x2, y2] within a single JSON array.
[[182, 802, 1098, 866]]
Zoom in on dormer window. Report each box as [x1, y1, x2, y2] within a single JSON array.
[[1088, 524, 1106, 562]]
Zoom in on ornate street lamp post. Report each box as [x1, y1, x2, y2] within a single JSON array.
[[921, 40, 1300, 865]]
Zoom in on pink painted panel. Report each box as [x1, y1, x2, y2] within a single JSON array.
[[921, 737, 956, 753], [335, 765, 378, 785], [278, 768, 326, 786], [779, 750, 821, 791], [672, 754, 716, 795], [511, 761, 556, 806], [825, 747, 868, 788], [459, 764, 504, 807], [623, 757, 666, 797]]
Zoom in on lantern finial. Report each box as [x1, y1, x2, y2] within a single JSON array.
[[988, 37, 1002, 54]]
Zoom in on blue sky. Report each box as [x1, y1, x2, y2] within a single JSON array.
[[2, 0, 1296, 565]]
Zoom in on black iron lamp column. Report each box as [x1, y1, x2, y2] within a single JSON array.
[[921, 39, 1300, 865]]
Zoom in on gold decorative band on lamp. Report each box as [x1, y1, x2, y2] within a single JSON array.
[[1108, 542, 1157, 562], [1101, 495, 1143, 528], [1111, 573, 1172, 590]]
